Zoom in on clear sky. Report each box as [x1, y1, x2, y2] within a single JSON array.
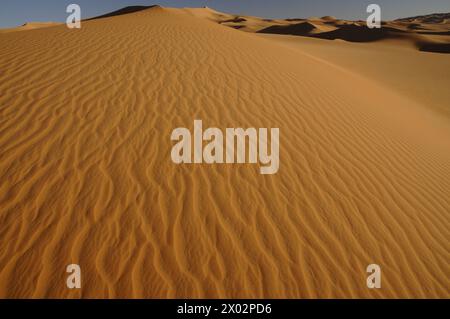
[[1, 0, 449, 28]]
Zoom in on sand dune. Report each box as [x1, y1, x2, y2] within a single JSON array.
[[258, 22, 319, 36], [258, 34, 450, 118], [194, 9, 450, 54], [0, 6, 449, 299], [0, 22, 60, 33], [396, 13, 450, 24], [86, 5, 160, 21]]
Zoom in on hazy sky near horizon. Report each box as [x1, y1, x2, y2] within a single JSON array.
[[1, 0, 449, 28]]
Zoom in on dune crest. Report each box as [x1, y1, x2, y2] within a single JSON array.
[[186, 7, 450, 53], [0, 22, 60, 33], [87, 5, 162, 20]]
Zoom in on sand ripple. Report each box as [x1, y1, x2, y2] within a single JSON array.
[[0, 7, 449, 298]]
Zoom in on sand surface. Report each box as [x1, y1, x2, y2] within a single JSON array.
[[0, 6, 449, 298], [258, 34, 450, 117]]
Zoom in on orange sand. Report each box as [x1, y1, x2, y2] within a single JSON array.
[[0, 6, 449, 298]]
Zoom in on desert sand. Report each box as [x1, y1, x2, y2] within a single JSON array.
[[0, 6, 449, 298], [0, 22, 61, 34]]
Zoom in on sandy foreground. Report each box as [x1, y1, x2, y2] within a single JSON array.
[[0, 6, 449, 298]]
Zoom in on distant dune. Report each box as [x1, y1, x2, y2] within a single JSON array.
[[257, 22, 319, 36], [189, 8, 450, 54], [0, 22, 60, 33], [0, 6, 449, 298], [396, 13, 450, 24]]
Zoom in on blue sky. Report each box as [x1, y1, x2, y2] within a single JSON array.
[[1, 0, 449, 28]]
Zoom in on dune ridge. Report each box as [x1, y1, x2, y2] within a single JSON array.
[[0, 6, 449, 298], [396, 13, 450, 24], [186, 8, 450, 54], [0, 22, 61, 33]]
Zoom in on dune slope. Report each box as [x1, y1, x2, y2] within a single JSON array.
[[0, 7, 449, 298], [0, 22, 61, 34], [257, 34, 450, 118]]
